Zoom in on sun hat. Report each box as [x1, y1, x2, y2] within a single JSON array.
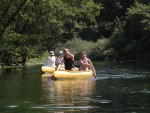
[[50, 51, 55, 55]]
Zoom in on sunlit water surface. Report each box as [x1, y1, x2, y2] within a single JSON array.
[[0, 61, 150, 113]]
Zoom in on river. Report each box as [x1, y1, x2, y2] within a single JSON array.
[[0, 61, 150, 113]]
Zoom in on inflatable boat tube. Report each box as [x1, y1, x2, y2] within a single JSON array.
[[54, 70, 93, 79], [41, 66, 56, 73]]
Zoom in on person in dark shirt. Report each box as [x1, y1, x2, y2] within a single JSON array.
[[63, 48, 74, 70]]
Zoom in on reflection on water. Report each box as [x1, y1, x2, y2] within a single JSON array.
[[41, 78, 95, 107], [0, 62, 150, 113], [41, 78, 96, 112]]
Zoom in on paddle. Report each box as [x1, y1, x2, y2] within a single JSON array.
[[88, 59, 96, 78]]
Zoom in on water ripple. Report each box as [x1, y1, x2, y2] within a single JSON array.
[[7, 105, 18, 108], [30, 105, 93, 109], [140, 89, 150, 93], [91, 99, 112, 104]]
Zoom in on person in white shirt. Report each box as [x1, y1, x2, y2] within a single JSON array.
[[44, 51, 56, 67]]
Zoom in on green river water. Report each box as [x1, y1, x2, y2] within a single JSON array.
[[0, 61, 150, 113]]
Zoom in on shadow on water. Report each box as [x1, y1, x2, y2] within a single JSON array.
[[0, 64, 42, 76]]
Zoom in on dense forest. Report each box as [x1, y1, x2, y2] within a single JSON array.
[[0, 0, 149, 66]]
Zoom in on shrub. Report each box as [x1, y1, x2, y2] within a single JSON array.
[[91, 38, 114, 60], [54, 38, 95, 59]]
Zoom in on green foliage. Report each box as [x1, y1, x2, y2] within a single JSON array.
[[0, 0, 103, 66], [27, 51, 49, 64], [54, 37, 115, 61], [54, 0, 103, 41], [126, 2, 150, 32], [91, 38, 114, 60], [0, 27, 45, 66], [95, 0, 135, 38], [109, 18, 126, 58], [124, 2, 150, 61], [0, 0, 150, 65], [55, 38, 95, 59]]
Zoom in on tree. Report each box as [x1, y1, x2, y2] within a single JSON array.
[[124, 2, 150, 61], [0, 0, 103, 66]]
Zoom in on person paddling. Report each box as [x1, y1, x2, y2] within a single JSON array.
[[80, 51, 96, 77]]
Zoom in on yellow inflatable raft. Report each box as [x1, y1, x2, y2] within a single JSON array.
[[42, 73, 53, 78], [54, 70, 93, 79], [41, 66, 56, 73]]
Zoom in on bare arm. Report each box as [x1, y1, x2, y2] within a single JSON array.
[[66, 51, 74, 60]]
